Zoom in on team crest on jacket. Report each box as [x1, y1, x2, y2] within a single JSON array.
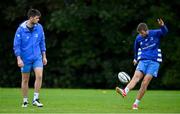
[[34, 34, 38, 38], [150, 37, 154, 40]]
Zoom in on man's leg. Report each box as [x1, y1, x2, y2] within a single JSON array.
[[34, 68, 43, 93], [21, 73, 30, 107], [132, 60, 159, 109], [127, 70, 144, 90], [137, 74, 153, 100], [116, 70, 144, 96], [33, 67, 43, 107], [132, 74, 153, 109]]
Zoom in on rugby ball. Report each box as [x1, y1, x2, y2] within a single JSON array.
[[118, 72, 131, 84]]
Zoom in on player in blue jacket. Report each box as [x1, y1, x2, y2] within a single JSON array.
[[116, 19, 168, 109], [13, 9, 47, 107]]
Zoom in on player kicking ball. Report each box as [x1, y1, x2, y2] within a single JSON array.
[[116, 18, 168, 109]]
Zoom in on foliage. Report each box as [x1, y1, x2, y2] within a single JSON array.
[[0, 0, 180, 89]]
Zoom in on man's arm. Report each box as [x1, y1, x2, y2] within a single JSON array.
[[17, 56, 24, 67], [40, 27, 46, 52], [13, 28, 24, 67], [157, 18, 168, 36], [133, 37, 139, 65], [39, 25, 47, 65], [42, 52, 47, 65], [13, 28, 21, 57]]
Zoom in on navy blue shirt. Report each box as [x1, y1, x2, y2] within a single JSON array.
[[134, 25, 168, 62]]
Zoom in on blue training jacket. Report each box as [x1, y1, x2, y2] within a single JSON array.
[[13, 21, 46, 64], [134, 25, 168, 63]]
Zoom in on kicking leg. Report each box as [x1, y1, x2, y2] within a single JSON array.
[[116, 70, 144, 97], [127, 70, 144, 90]]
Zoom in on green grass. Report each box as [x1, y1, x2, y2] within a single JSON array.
[[0, 88, 180, 113]]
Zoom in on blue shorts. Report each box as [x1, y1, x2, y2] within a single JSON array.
[[136, 60, 160, 77], [21, 58, 43, 73]]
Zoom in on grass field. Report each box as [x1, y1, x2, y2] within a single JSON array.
[[0, 88, 180, 113]]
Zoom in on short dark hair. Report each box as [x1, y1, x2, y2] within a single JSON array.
[[27, 9, 41, 19], [137, 23, 148, 32]]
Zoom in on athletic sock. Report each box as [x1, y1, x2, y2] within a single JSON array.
[[23, 97, 28, 103], [124, 87, 129, 94], [33, 92, 39, 101], [134, 99, 140, 105]]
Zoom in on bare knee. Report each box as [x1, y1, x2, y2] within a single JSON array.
[[141, 77, 152, 89], [22, 78, 29, 84], [34, 68, 43, 81], [36, 75, 42, 81], [132, 71, 144, 83], [21, 73, 30, 84], [22, 78, 29, 88], [127, 71, 144, 90], [141, 80, 148, 89], [132, 76, 141, 83]]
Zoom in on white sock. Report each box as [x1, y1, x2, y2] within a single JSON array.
[[23, 97, 28, 103], [33, 92, 39, 101], [134, 99, 140, 105], [124, 87, 129, 94]]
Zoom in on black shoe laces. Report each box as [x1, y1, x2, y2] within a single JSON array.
[[23, 102, 28, 105], [36, 99, 41, 103]]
